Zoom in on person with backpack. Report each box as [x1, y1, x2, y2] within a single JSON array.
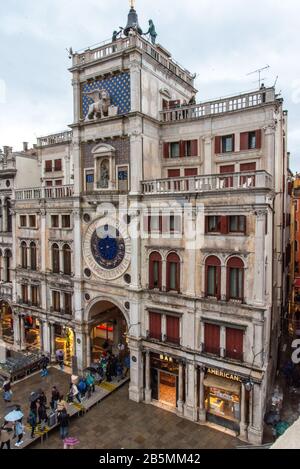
[[14, 419, 24, 447], [0, 421, 13, 450], [77, 377, 87, 399], [28, 409, 37, 439], [86, 373, 95, 396], [50, 386, 60, 411], [57, 408, 69, 440], [40, 354, 50, 377], [2, 379, 12, 403], [37, 400, 48, 432]]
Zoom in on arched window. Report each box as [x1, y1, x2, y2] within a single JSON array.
[[149, 252, 162, 290], [5, 249, 12, 283], [21, 241, 27, 269], [166, 252, 181, 293], [52, 243, 60, 273], [6, 199, 12, 233], [205, 256, 221, 299], [63, 244, 72, 275], [30, 242, 37, 271], [227, 257, 244, 301]]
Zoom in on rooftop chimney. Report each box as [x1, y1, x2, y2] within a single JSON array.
[[23, 142, 28, 152]]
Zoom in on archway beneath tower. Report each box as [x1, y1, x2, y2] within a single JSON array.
[[0, 300, 13, 344], [88, 300, 129, 362]]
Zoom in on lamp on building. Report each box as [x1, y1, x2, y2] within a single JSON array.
[[244, 379, 254, 392]]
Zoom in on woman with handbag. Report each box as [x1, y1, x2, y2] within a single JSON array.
[[2, 379, 12, 403], [0, 421, 13, 450]]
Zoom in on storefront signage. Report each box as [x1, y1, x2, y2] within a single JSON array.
[[207, 367, 242, 382]]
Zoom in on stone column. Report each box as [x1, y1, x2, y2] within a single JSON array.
[[74, 328, 85, 374], [130, 58, 141, 113], [128, 339, 144, 403], [43, 321, 51, 355], [161, 260, 167, 292], [184, 362, 197, 421], [199, 367, 206, 422], [0, 196, 5, 232], [86, 332, 91, 367], [129, 203, 141, 290], [248, 383, 264, 445], [253, 210, 266, 307], [13, 313, 21, 350], [161, 314, 166, 342], [220, 265, 227, 301], [50, 322, 56, 361], [240, 383, 248, 440], [20, 315, 26, 350], [129, 117, 143, 195], [177, 362, 184, 413], [203, 137, 213, 174], [73, 207, 83, 324], [2, 199, 7, 233], [59, 248, 64, 274], [144, 350, 152, 403], [72, 71, 81, 124]]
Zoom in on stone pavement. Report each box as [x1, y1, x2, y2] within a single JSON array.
[[31, 385, 239, 450]]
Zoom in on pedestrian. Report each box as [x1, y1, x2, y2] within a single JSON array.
[[2, 379, 12, 403], [51, 386, 60, 411], [57, 395, 67, 412], [86, 373, 95, 397], [56, 350, 64, 371], [37, 400, 48, 432], [14, 419, 24, 447], [38, 390, 47, 407], [70, 382, 81, 404], [40, 354, 50, 377], [116, 361, 124, 382], [106, 357, 112, 382], [77, 377, 87, 399], [28, 409, 37, 439], [57, 408, 69, 440], [0, 421, 13, 450], [123, 354, 130, 378]]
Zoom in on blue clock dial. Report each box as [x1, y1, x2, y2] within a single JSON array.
[[91, 225, 125, 270]]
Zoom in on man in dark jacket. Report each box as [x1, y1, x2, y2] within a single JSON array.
[[58, 409, 69, 440]]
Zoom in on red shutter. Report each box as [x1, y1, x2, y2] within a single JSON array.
[[220, 216, 228, 234], [240, 132, 249, 151], [215, 136, 221, 154], [240, 162, 256, 172], [220, 165, 235, 174], [168, 169, 180, 178], [179, 141, 185, 158], [184, 168, 198, 176], [166, 316, 180, 344], [226, 328, 243, 361], [204, 323, 220, 355], [191, 140, 198, 157], [149, 312, 162, 340], [255, 129, 262, 149], [55, 159, 62, 171], [45, 160, 52, 172], [232, 134, 235, 152], [163, 143, 170, 158], [288, 181, 292, 196]]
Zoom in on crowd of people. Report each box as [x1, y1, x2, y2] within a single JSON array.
[[0, 344, 130, 450]]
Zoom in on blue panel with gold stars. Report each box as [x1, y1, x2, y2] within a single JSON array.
[[82, 72, 131, 118]]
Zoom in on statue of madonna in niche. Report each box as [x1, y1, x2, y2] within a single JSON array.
[[99, 160, 109, 189]]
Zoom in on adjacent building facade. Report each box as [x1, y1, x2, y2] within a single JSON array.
[[0, 7, 290, 445]]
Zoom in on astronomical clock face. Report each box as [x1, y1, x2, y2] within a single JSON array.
[[84, 218, 131, 280]]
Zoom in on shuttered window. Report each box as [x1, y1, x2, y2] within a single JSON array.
[[45, 160, 52, 172], [166, 315, 180, 345], [240, 162, 256, 187], [205, 256, 221, 299], [149, 312, 162, 340], [220, 164, 234, 188], [227, 257, 244, 301], [226, 328, 244, 361], [149, 252, 162, 290], [166, 253, 181, 292], [54, 159, 62, 171], [204, 323, 220, 355], [240, 130, 262, 151]]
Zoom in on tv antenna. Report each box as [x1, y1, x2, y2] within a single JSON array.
[[247, 65, 270, 88]]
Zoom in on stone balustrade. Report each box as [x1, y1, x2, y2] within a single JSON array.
[[72, 35, 194, 86], [37, 131, 73, 147], [15, 185, 74, 201], [142, 171, 273, 195], [161, 87, 276, 122]]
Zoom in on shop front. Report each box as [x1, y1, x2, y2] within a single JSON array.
[[204, 368, 244, 433], [0, 301, 13, 343], [54, 325, 74, 367], [150, 353, 180, 408]]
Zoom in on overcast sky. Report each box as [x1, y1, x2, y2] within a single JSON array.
[[1, 0, 299, 170]]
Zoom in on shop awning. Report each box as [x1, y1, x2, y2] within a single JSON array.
[[204, 374, 241, 394], [294, 278, 300, 288]]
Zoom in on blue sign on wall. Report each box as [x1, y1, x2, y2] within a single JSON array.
[[82, 72, 131, 118]]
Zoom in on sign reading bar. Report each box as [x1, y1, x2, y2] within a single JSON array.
[[207, 367, 242, 382]]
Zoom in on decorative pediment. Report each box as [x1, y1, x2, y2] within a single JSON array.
[[92, 143, 116, 156]]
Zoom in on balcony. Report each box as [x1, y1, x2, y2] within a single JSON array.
[[15, 185, 74, 201], [161, 87, 276, 122], [37, 131, 73, 147], [72, 35, 194, 87], [142, 171, 272, 195]]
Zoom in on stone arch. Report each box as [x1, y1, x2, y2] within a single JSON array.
[[85, 295, 130, 327]]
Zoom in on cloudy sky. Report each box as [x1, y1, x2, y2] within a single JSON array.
[[1, 0, 299, 170]]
